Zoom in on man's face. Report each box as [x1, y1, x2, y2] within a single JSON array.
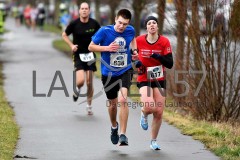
[[79, 3, 90, 18], [114, 16, 130, 33]]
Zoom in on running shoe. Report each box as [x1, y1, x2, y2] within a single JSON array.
[[86, 106, 93, 115], [72, 92, 78, 102], [150, 140, 161, 150], [140, 111, 148, 130], [110, 122, 119, 145], [119, 134, 128, 146], [73, 88, 80, 102]]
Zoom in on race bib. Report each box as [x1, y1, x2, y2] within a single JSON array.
[[79, 52, 95, 62], [147, 65, 164, 80], [110, 53, 127, 67], [38, 14, 45, 19]]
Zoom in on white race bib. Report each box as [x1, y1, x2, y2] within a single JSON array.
[[110, 53, 127, 67], [79, 52, 95, 62], [147, 65, 164, 80]]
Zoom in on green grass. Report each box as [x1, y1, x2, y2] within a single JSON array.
[[94, 53, 102, 78], [52, 33, 240, 160], [163, 109, 240, 160], [43, 24, 62, 35], [53, 39, 72, 57], [0, 63, 19, 160], [0, 25, 62, 159]]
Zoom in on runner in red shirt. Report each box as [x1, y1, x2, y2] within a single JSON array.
[[136, 16, 173, 150], [23, 4, 31, 28]]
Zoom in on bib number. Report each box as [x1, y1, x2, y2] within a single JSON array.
[[147, 66, 163, 80], [79, 52, 95, 62], [110, 53, 127, 67]]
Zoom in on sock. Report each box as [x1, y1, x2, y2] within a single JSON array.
[[112, 126, 117, 129], [76, 87, 80, 93], [112, 123, 118, 129]]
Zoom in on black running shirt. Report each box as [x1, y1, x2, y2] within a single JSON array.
[[65, 18, 100, 53]]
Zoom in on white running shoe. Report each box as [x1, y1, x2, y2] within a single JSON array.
[[86, 106, 93, 115]]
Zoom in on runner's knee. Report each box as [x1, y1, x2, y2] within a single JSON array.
[[118, 95, 127, 104]]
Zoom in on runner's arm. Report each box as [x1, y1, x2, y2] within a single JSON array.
[[62, 32, 78, 52], [150, 53, 173, 69], [130, 37, 138, 61], [88, 41, 119, 52]]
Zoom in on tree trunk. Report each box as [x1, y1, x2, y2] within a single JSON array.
[[191, 0, 202, 69], [134, 9, 141, 36], [157, 0, 166, 34], [174, 0, 187, 100], [132, 0, 149, 36], [54, 0, 60, 26], [95, 0, 101, 23], [107, 1, 122, 24], [230, 0, 240, 40]]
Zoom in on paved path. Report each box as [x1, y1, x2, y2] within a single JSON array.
[[0, 18, 219, 160]]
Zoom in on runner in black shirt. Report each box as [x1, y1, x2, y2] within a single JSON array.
[[62, 2, 100, 115]]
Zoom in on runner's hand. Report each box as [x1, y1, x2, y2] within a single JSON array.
[[71, 45, 78, 52], [108, 41, 119, 52], [134, 60, 142, 68], [131, 49, 139, 61], [150, 53, 161, 60]]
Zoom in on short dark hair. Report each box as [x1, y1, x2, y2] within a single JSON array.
[[116, 9, 132, 21]]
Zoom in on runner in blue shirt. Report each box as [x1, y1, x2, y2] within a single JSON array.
[[88, 9, 138, 146]]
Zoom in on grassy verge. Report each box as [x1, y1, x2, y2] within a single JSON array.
[[52, 39, 72, 56], [0, 25, 62, 159], [0, 63, 19, 160], [163, 109, 240, 160], [43, 24, 62, 35], [52, 37, 240, 160]]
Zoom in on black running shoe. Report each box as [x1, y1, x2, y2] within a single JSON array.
[[72, 93, 78, 102], [119, 134, 128, 146], [110, 122, 119, 145]]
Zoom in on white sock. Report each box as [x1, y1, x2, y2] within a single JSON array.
[[112, 126, 117, 129], [76, 87, 81, 93], [112, 123, 118, 129]]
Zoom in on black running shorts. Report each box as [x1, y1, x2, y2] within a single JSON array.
[[101, 69, 133, 100], [72, 52, 97, 72], [137, 80, 166, 89]]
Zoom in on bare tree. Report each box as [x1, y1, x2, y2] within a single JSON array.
[[180, 0, 240, 122], [230, 0, 240, 41], [157, 0, 166, 34], [54, 0, 61, 25], [106, 0, 122, 24], [132, 0, 149, 36], [173, 0, 187, 102], [94, 0, 101, 23]]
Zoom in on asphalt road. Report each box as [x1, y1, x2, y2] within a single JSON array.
[[0, 18, 220, 160]]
